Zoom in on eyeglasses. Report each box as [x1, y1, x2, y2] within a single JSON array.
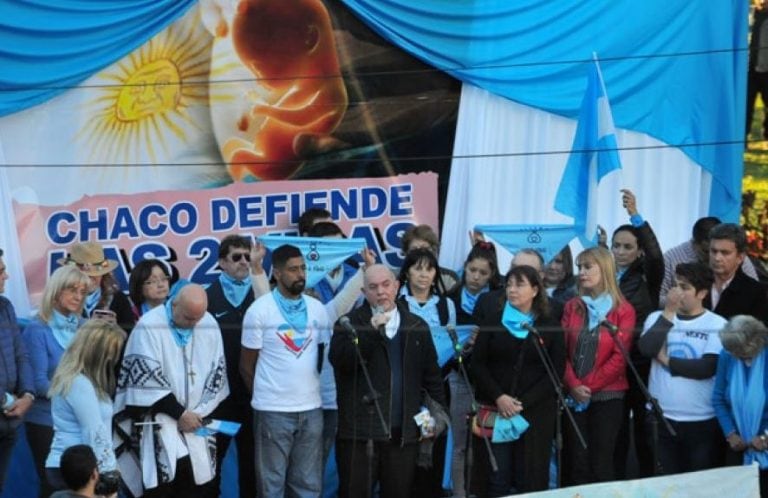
[[143, 276, 170, 287], [229, 252, 250, 263], [62, 285, 88, 297]]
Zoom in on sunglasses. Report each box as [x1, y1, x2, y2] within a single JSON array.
[[229, 252, 251, 263]]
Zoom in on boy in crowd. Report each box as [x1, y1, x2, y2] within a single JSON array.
[[637, 262, 726, 474]]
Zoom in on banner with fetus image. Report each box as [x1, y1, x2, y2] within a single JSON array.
[[0, 0, 458, 303]]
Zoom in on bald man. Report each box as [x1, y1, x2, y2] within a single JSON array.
[[115, 283, 229, 498], [330, 264, 445, 498]]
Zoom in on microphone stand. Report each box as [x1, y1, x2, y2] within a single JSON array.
[[348, 323, 390, 497], [446, 327, 497, 498], [602, 321, 676, 475], [523, 323, 586, 488]]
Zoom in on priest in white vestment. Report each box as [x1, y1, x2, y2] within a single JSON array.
[[114, 284, 229, 498]]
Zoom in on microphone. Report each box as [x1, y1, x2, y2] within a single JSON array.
[[521, 322, 539, 336], [446, 325, 462, 353], [600, 319, 619, 334], [371, 306, 388, 340], [339, 316, 357, 338]]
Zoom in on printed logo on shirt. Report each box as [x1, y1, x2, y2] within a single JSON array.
[[667, 341, 698, 359], [276, 323, 313, 357]]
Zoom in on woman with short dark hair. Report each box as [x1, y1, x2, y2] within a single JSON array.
[[470, 265, 564, 495], [127, 259, 171, 319]]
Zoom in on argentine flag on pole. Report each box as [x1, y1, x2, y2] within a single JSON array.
[[554, 55, 622, 247]]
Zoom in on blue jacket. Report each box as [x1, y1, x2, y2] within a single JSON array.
[[0, 296, 33, 402], [22, 318, 66, 426], [712, 349, 768, 437]]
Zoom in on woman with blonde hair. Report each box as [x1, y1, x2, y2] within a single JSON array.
[[23, 265, 90, 497], [58, 241, 134, 333], [561, 246, 636, 485], [44, 319, 125, 493]]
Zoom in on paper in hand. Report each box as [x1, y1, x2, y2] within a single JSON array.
[[194, 419, 242, 437]]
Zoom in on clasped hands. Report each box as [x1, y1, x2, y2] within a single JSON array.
[[495, 394, 523, 419], [726, 431, 768, 452]]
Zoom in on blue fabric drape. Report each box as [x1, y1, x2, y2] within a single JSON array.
[[0, 0, 197, 116], [340, 0, 748, 221], [0, 0, 747, 220]]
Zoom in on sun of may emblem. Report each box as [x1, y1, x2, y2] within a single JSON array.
[[77, 9, 211, 163]]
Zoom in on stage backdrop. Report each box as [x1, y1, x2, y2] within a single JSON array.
[[0, 0, 459, 317], [0, 1, 749, 497]]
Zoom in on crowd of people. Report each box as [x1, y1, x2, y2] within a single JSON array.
[[0, 194, 767, 498]]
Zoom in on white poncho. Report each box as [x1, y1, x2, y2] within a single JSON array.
[[114, 306, 229, 496]]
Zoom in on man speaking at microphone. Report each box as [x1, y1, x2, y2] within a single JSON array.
[[329, 264, 446, 498]]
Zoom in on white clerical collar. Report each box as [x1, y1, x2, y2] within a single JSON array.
[[384, 307, 401, 339]]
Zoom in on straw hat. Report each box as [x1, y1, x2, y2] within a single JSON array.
[[57, 241, 118, 277]]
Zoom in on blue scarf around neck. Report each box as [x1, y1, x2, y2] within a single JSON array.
[[402, 291, 442, 328], [84, 288, 101, 317], [49, 309, 79, 349], [729, 348, 768, 469], [581, 293, 613, 330], [501, 302, 534, 339], [165, 300, 193, 347], [272, 288, 307, 334], [219, 272, 252, 308], [461, 285, 489, 315]]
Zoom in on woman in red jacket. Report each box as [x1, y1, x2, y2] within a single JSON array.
[[561, 246, 635, 485]]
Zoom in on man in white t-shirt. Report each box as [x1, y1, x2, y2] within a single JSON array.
[[240, 244, 330, 497], [638, 262, 726, 475]]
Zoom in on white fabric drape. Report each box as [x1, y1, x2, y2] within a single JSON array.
[[440, 84, 711, 273], [0, 138, 31, 318]]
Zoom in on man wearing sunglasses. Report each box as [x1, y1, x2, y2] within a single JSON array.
[[206, 235, 266, 498]]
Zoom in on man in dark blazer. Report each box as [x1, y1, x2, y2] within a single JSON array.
[[330, 264, 446, 498], [703, 223, 768, 324]]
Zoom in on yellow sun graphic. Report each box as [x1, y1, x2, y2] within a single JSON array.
[[78, 8, 212, 164]]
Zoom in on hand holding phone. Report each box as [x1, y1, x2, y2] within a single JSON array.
[[92, 309, 117, 323]]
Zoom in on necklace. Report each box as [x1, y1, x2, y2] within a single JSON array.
[[183, 334, 196, 385]]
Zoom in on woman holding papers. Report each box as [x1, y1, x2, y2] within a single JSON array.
[[470, 265, 564, 496], [561, 246, 635, 485], [397, 248, 456, 496], [44, 319, 125, 493]]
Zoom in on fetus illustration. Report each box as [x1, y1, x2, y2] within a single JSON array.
[[222, 0, 349, 181]]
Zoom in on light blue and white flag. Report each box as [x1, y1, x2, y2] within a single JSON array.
[[430, 325, 476, 368], [474, 224, 576, 265], [259, 235, 366, 288], [554, 56, 622, 247]]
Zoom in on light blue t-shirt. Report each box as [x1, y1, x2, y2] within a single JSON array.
[[45, 374, 116, 472]]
